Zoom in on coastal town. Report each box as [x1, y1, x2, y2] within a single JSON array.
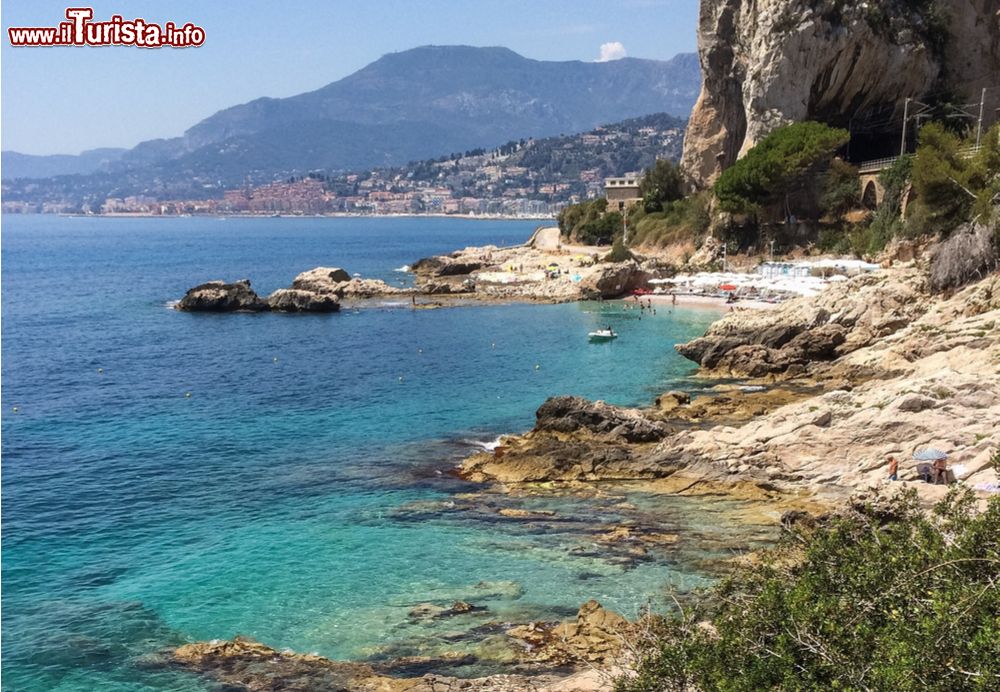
[[0, 113, 684, 217]]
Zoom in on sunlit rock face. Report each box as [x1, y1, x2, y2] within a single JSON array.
[[681, 0, 1000, 189]]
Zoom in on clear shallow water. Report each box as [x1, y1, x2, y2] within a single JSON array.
[[3, 215, 743, 690]]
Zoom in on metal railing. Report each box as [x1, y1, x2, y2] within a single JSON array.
[[857, 156, 898, 174], [856, 145, 983, 175]]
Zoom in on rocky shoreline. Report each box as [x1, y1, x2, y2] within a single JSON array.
[[169, 255, 999, 690], [461, 266, 999, 502], [174, 231, 673, 314]]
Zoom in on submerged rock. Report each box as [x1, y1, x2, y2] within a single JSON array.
[[170, 635, 596, 691], [176, 279, 267, 312]]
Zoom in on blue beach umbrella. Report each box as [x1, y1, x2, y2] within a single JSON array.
[[912, 448, 948, 461]]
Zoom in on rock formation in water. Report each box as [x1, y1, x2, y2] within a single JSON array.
[[681, 0, 1000, 187], [265, 288, 342, 312], [170, 603, 629, 691], [175, 266, 418, 313], [176, 280, 268, 312]]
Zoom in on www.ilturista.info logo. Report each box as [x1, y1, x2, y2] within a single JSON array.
[[8, 8, 205, 47]]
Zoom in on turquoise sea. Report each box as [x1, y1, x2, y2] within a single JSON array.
[[2, 215, 769, 690]]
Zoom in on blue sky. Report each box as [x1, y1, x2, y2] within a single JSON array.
[[1, 0, 699, 155]]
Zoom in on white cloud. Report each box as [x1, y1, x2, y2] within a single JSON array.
[[596, 42, 627, 62]]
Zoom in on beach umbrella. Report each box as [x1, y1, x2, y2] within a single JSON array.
[[912, 448, 948, 461], [719, 283, 737, 291]]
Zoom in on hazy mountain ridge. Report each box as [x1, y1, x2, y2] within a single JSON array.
[[1, 148, 127, 180], [2, 46, 700, 203]]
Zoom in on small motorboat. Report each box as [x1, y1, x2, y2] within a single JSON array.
[[588, 328, 617, 342]]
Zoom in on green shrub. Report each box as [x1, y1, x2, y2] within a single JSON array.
[[630, 193, 711, 247], [817, 224, 853, 253], [968, 124, 1000, 227], [713, 122, 849, 215], [617, 489, 1000, 692], [638, 159, 684, 213], [557, 197, 609, 241], [910, 123, 973, 235], [605, 235, 634, 263], [820, 159, 861, 218]]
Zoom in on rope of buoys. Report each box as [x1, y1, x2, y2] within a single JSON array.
[[185, 392, 192, 398]]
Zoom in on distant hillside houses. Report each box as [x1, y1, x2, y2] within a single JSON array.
[[1, 112, 686, 216]]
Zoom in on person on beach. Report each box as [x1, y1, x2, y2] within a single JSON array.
[[933, 457, 948, 485], [672, 294, 677, 306], [887, 455, 898, 481]]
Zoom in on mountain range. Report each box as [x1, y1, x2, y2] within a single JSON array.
[[2, 45, 700, 201]]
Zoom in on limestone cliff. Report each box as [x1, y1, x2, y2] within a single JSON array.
[[681, 0, 1000, 188]]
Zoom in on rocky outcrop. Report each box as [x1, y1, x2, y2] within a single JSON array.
[[462, 268, 1000, 501], [535, 396, 669, 443], [176, 280, 268, 312], [578, 261, 643, 299], [177, 266, 413, 314], [928, 221, 999, 293], [292, 266, 351, 286], [417, 276, 476, 295], [410, 237, 648, 302], [291, 267, 407, 298], [507, 600, 628, 666], [676, 268, 929, 376], [681, 0, 1000, 188], [412, 255, 484, 277], [265, 288, 341, 312], [169, 637, 601, 692]]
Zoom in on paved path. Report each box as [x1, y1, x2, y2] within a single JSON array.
[[532, 226, 603, 256]]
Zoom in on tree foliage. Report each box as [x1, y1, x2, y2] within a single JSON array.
[[558, 198, 608, 238], [910, 123, 1000, 236], [558, 198, 628, 245], [713, 122, 849, 214], [910, 123, 973, 234], [629, 192, 712, 247], [820, 158, 861, 218], [618, 489, 1000, 692], [638, 159, 684, 212]]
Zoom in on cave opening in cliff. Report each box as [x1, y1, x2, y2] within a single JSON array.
[[831, 102, 906, 164]]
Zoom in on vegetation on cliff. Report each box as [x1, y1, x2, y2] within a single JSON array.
[[712, 122, 849, 215], [910, 123, 1000, 236], [618, 489, 1000, 691]]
